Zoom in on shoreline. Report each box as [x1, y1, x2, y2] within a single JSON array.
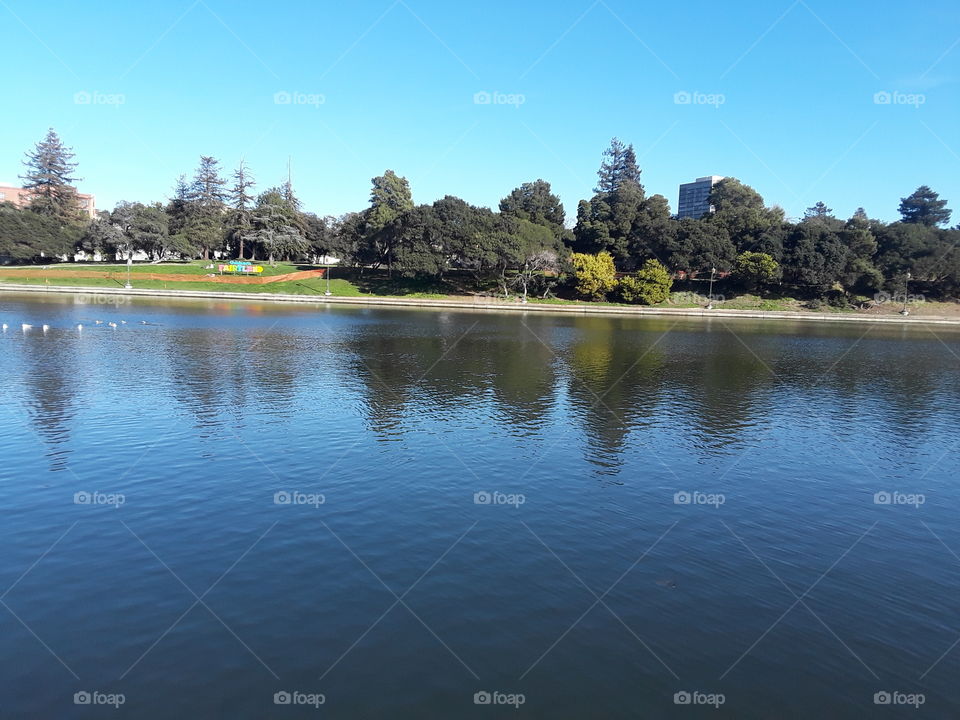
[[1, 281, 958, 326]]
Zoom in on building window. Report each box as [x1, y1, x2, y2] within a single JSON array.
[[0, 192, 5, 201]]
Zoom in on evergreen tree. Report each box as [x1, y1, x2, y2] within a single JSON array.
[[499, 179, 566, 236], [20, 129, 82, 221], [595, 137, 642, 194], [898, 185, 952, 226], [227, 161, 256, 259], [186, 156, 228, 260], [367, 170, 414, 231], [803, 201, 833, 220], [249, 187, 306, 265], [363, 170, 414, 274]]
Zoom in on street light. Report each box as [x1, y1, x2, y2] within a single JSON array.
[[124, 255, 132, 289], [706, 266, 716, 309], [324, 262, 332, 296], [900, 272, 911, 315]]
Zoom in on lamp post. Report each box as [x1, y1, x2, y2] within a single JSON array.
[[706, 266, 716, 309], [124, 255, 132, 289], [900, 272, 911, 315], [324, 262, 331, 296]]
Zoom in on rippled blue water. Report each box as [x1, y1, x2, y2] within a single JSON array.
[[1, 292, 959, 718]]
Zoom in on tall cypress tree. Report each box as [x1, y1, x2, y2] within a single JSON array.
[[20, 129, 82, 221]]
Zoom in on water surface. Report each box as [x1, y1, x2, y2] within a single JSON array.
[[2, 293, 959, 718]]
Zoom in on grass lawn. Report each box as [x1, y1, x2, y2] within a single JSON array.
[[1, 263, 955, 316]]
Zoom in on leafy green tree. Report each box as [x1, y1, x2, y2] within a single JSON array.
[[77, 210, 124, 260], [838, 211, 881, 294], [20, 129, 83, 221], [571, 251, 617, 299], [618, 259, 672, 304], [898, 185, 952, 226], [706, 178, 785, 256], [361, 170, 415, 274], [735, 251, 781, 291], [629, 193, 673, 264], [367, 170, 414, 232], [499, 179, 566, 237], [129, 203, 171, 260], [662, 218, 735, 273], [0, 202, 79, 261], [783, 222, 847, 293]]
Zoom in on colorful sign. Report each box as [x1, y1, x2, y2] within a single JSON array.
[[218, 263, 264, 274]]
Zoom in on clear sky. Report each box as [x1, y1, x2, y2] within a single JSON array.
[[1, 0, 958, 224]]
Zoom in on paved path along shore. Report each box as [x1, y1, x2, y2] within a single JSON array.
[[1, 281, 958, 326]]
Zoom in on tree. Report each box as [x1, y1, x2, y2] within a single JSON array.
[[186, 156, 228, 260], [499, 179, 566, 237], [129, 203, 172, 260], [898, 186, 952, 227], [803, 202, 833, 220], [249, 188, 306, 265], [618, 259, 672, 304], [227, 161, 256, 259], [77, 211, 124, 260], [367, 170, 414, 232], [662, 218, 736, 273], [20, 129, 83, 222], [363, 170, 414, 274], [0, 202, 79, 261], [783, 222, 847, 293], [513, 248, 560, 301], [706, 178, 785, 255], [570, 251, 617, 299], [735, 251, 780, 291], [595, 137, 642, 194]]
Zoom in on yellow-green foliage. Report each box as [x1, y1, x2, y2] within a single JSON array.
[[571, 251, 617, 299], [618, 259, 673, 304]]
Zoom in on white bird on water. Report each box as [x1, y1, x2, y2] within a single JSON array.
[[95, 320, 103, 325], [42, 325, 50, 332], [108, 322, 118, 328], [77, 324, 83, 331], [120, 320, 127, 324], [1, 323, 7, 331], [22, 323, 33, 331]]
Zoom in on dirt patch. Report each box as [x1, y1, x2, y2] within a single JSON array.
[[0, 268, 326, 285]]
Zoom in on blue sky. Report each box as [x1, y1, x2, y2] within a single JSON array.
[[1, 0, 958, 224]]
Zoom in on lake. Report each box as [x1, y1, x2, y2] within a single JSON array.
[[1, 292, 959, 718]]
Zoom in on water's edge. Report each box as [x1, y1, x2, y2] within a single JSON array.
[[1, 282, 956, 326]]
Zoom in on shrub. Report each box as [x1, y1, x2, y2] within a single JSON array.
[[571, 251, 617, 300], [735, 251, 780, 290], [618, 259, 673, 304]]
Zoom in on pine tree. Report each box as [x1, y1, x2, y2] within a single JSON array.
[[899, 186, 952, 226], [186, 156, 227, 260], [20, 129, 82, 221], [595, 137, 643, 194], [804, 201, 833, 219], [227, 161, 256, 260]]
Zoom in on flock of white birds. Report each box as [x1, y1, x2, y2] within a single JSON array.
[[3, 320, 152, 332]]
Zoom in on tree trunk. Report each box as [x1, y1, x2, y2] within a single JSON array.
[[239, 237, 245, 261]]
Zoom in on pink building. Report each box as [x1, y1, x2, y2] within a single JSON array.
[[0, 183, 96, 219]]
